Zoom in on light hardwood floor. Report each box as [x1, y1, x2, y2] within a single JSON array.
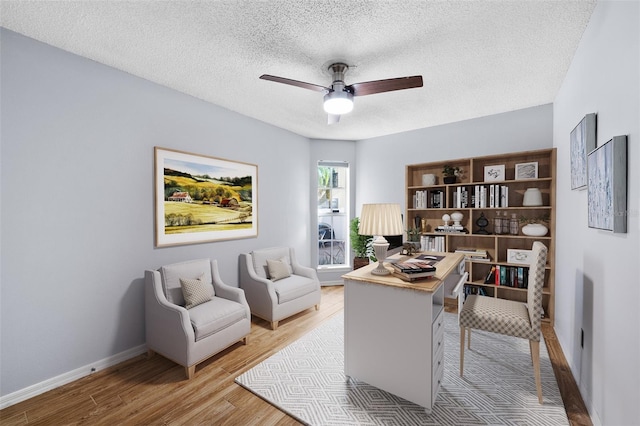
[[1, 286, 591, 425]]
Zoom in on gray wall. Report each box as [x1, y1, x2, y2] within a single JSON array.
[[553, 2, 640, 425], [0, 29, 311, 397], [354, 104, 553, 213]]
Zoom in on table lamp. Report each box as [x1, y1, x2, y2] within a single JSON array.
[[358, 203, 404, 275]]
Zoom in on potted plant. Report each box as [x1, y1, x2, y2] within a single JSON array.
[[442, 164, 462, 184], [350, 217, 373, 270]]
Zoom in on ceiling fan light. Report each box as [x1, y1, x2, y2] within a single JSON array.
[[323, 90, 354, 115]]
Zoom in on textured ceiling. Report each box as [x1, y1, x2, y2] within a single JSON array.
[[1, 1, 597, 140]]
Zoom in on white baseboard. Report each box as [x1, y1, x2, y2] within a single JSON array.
[[0, 344, 147, 409], [320, 281, 344, 286]]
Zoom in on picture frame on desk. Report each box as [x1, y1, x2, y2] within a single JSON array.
[[484, 165, 505, 182]]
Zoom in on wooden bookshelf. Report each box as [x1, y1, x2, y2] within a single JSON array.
[[405, 149, 556, 325]]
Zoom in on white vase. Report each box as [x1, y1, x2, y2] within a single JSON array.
[[422, 174, 436, 186], [522, 223, 548, 237], [522, 188, 543, 206]]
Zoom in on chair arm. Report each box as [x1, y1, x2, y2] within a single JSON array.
[[210, 260, 250, 315], [291, 263, 319, 282], [145, 270, 194, 360], [289, 248, 320, 283], [214, 281, 247, 304]]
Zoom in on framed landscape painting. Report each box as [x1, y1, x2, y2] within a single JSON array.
[[587, 136, 627, 233], [570, 113, 596, 190], [155, 147, 258, 247]]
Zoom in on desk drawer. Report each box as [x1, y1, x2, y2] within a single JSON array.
[[432, 349, 445, 404], [432, 311, 445, 359]]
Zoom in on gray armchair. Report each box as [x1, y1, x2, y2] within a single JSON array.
[[145, 258, 251, 379], [240, 247, 321, 330]]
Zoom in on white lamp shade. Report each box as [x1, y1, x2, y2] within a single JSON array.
[[358, 203, 404, 236], [323, 90, 354, 115]]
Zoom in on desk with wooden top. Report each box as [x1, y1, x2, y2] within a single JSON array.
[[342, 252, 466, 413]]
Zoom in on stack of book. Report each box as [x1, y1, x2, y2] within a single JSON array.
[[435, 224, 467, 233], [454, 247, 490, 262], [391, 259, 436, 281]]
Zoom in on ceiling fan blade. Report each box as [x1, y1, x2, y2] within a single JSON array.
[[348, 75, 423, 97], [327, 114, 341, 125], [259, 74, 328, 92]]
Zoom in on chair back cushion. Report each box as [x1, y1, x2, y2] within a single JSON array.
[[251, 247, 292, 279], [160, 259, 214, 306], [527, 241, 548, 333]]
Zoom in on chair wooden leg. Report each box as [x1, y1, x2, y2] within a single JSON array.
[[315, 304, 320, 311], [271, 320, 278, 330], [530, 340, 543, 404], [459, 326, 465, 377], [242, 335, 249, 345], [467, 328, 471, 349], [186, 365, 196, 380]]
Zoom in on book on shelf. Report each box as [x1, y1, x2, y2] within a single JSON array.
[[463, 285, 489, 299], [413, 189, 445, 209], [454, 247, 490, 261], [420, 235, 445, 252], [490, 264, 529, 287], [435, 225, 468, 233], [455, 247, 488, 255], [488, 184, 509, 208]]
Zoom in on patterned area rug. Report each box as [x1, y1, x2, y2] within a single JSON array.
[[235, 311, 568, 425]]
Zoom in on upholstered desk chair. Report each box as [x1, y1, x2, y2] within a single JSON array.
[[145, 259, 251, 379], [239, 247, 321, 330], [459, 241, 548, 403]]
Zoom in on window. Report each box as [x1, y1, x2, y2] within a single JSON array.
[[317, 162, 349, 268]]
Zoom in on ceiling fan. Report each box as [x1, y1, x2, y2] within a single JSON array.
[[260, 63, 423, 124]]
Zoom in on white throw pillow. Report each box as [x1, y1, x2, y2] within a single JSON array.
[[179, 273, 213, 309], [267, 258, 291, 281]]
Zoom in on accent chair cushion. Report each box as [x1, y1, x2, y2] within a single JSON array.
[[274, 275, 318, 304], [180, 274, 213, 309], [160, 259, 214, 306], [459, 295, 538, 341], [266, 258, 292, 281], [188, 297, 248, 341]]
